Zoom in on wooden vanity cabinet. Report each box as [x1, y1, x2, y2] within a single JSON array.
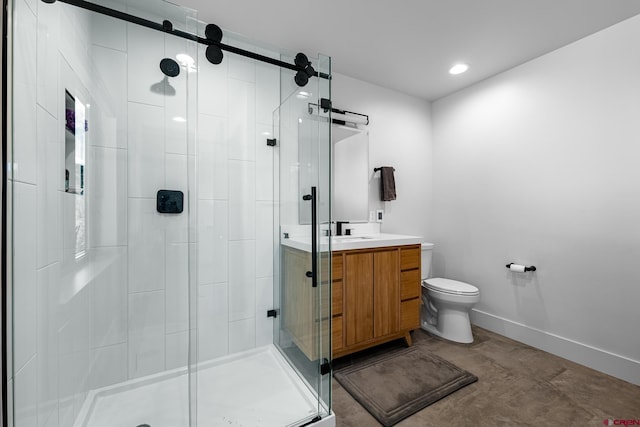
[[333, 244, 421, 358], [283, 244, 421, 360]]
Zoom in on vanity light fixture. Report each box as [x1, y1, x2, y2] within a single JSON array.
[[449, 63, 469, 75]]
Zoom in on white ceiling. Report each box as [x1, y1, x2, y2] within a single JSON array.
[[173, 0, 640, 100]]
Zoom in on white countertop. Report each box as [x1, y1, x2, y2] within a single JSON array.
[[281, 233, 424, 252]]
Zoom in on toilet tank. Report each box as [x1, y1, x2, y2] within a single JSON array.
[[421, 243, 434, 280]]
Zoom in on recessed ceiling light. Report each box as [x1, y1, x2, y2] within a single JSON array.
[[449, 63, 469, 75], [173, 116, 187, 122]]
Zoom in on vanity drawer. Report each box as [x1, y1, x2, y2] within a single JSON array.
[[400, 245, 421, 271], [400, 269, 421, 300], [400, 298, 421, 330]]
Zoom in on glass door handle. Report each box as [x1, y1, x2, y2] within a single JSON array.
[[302, 187, 318, 288]]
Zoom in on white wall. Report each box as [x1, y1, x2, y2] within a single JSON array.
[[432, 15, 640, 385], [331, 73, 433, 239]]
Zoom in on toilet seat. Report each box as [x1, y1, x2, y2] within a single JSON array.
[[423, 278, 479, 296]]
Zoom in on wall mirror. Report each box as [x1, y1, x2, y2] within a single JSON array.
[[298, 120, 368, 225], [332, 125, 368, 222]]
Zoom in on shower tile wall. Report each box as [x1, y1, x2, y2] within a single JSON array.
[[195, 39, 280, 360], [11, 0, 280, 425]]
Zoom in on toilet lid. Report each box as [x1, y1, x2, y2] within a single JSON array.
[[423, 278, 479, 296]]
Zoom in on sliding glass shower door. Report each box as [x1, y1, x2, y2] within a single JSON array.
[[273, 53, 333, 422]]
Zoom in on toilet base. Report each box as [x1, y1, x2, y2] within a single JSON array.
[[421, 308, 474, 344]]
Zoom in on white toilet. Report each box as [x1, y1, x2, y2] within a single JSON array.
[[420, 243, 480, 343]]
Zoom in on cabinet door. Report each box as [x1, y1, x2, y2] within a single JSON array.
[[345, 252, 374, 346], [374, 250, 400, 337]]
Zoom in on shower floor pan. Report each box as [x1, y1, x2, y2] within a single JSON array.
[[75, 345, 333, 427]]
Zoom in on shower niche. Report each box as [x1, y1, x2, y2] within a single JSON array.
[[64, 90, 86, 195]]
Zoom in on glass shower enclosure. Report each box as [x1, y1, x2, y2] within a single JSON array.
[[5, 0, 333, 425]]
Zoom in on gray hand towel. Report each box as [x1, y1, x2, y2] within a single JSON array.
[[380, 167, 396, 201]]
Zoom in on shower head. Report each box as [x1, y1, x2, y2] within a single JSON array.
[[160, 58, 180, 77]]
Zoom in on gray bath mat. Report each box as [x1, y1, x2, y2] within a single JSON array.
[[334, 346, 477, 426]]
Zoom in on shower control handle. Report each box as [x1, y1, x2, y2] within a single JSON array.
[[306, 271, 313, 278]]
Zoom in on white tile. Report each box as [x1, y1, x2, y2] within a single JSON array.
[[91, 107, 120, 150], [56, 275, 92, 354], [198, 283, 229, 361], [165, 153, 188, 194], [197, 44, 228, 117], [166, 243, 189, 334], [89, 344, 127, 390], [58, 349, 91, 424], [14, 356, 37, 427], [255, 277, 274, 347], [255, 51, 280, 125], [227, 40, 256, 83], [22, 0, 36, 14], [198, 200, 228, 285], [128, 291, 166, 378], [60, 192, 83, 262], [92, 247, 128, 347], [89, 147, 127, 247], [127, 23, 166, 106], [36, 107, 62, 268], [13, 0, 37, 184], [197, 115, 227, 200], [128, 102, 164, 198], [229, 318, 255, 354], [128, 198, 165, 292], [91, 46, 127, 148], [228, 160, 255, 240], [164, 35, 191, 155], [36, 0, 59, 118], [228, 240, 255, 322], [13, 182, 37, 372], [36, 263, 60, 427], [255, 201, 274, 278], [164, 154, 190, 243], [255, 122, 275, 201], [58, 8, 92, 97], [166, 331, 189, 370], [228, 79, 256, 161], [40, 408, 58, 427], [90, 9, 126, 51]]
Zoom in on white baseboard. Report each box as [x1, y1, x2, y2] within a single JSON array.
[[470, 309, 640, 386]]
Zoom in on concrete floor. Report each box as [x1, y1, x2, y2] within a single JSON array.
[[332, 326, 640, 426]]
